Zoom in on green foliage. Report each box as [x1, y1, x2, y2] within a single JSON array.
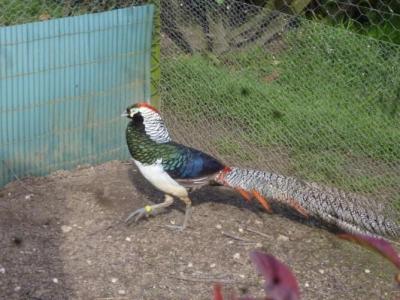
[[149, 0, 161, 108], [305, 0, 400, 44], [0, 0, 149, 26], [0, 0, 62, 25], [162, 20, 400, 193]]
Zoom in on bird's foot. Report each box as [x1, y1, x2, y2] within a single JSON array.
[[125, 205, 164, 226], [162, 205, 192, 232]]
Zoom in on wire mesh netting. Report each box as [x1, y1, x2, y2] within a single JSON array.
[[159, 0, 400, 218]]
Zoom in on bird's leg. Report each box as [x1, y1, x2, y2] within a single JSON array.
[[125, 194, 174, 226], [165, 196, 192, 231]]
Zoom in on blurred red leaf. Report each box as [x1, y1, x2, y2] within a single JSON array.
[[249, 250, 300, 300], [338, 233, 400, 270], [213, 284, 224, 300], [214, 283, 251, 300]]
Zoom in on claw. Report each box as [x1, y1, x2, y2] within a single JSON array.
[[125, 205, 157, 225], [125, 207, 149, 225], [252, 190, 273, 213], [163, 204, 192, 231]]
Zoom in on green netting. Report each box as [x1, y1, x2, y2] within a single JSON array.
[[159, 0, 400, 217]]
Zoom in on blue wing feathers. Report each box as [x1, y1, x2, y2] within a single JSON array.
[[165, 145, 224, 179], [180, 151, 222, 178], [180, 155, 203, 178]]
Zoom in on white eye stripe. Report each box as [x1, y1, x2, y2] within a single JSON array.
[[129, 107, 140, 117]]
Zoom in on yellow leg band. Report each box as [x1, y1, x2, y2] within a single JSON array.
[[144, 205, 152, 213]]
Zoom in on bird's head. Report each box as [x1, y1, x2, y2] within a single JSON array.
[[122, 102, 171, 143], [122, 102, 160, 119]]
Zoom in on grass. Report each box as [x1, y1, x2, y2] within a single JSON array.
[[161, 20, 400, 199], [0, 0, 64, 25]]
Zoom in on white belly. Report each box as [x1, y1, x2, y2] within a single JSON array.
[[133, 159, 188, 198]]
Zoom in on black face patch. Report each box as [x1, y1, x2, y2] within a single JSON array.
[[131, 112, 145, 131]]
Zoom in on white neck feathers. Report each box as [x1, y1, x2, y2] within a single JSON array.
[[140, 109, 171, 143]]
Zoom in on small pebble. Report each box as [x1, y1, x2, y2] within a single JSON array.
[[25, 194, 33, 200], [216, 224, 222, 230], [239, 274, 245, 279], [61, 225, 72, 233], [125, 237, 131, 242], [52, 278, 58, 284], [170, 220, 176, 225], [0, 266, 5, 274], [318, 269, 324, 274], [228, 240, 234, 245], [111, 278, 118, 283], [254, 220, 263, 225], [107, 235, 112, 239], [277, 234, 289, 242], [14, 286, 21, 292], [233, 253, 241, 260], [238, 228, 244, 233], [210, 263, 216, 268], [256, 243, 262, 248], [187, 262, 193, 268], [118, 290, 126, 295], [365, 269, 371, 274], [305, 282, 310, 288], [86, 260, 92, 265], [8, 193, 11, 197]]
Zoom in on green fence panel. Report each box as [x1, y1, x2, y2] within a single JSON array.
[[0, 4, 154, 187]]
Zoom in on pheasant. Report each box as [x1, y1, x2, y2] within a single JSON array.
[[122, 102, 400, 239], [215, 168, 400, 239], [122, 102, 234, 230]]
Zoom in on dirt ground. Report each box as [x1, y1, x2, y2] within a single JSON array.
[[0, 161, 399, 300]]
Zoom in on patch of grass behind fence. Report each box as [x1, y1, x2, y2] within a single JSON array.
[[162, 20, 400, 196]]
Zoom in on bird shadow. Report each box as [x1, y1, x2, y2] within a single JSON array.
[[125, 165, 338, 234], [192, 186, 342, 235]]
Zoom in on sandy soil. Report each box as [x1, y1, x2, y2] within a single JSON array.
[[0, 161, 399, 300]]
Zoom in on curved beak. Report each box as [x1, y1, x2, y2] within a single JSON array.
[[121, 111, 129, 117]]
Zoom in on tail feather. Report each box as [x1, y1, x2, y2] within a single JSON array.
[[215, 167, 400, 239], [252, 190, 273, 213]]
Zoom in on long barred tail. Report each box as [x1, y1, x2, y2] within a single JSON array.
[[215, 167, 400, 239]]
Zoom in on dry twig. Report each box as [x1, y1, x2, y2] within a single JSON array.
[[170, 274, 237, 284], [244, 227, 271, 239], [221, 231, 257, 243]]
